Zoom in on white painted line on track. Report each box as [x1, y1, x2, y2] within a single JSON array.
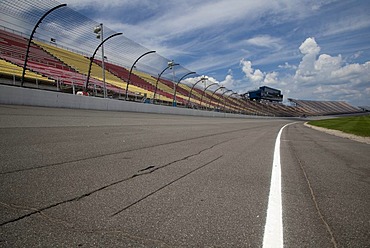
[[263, 123, 295, 248]]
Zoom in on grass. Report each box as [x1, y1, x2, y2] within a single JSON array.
[[308, 115, 370, 137]]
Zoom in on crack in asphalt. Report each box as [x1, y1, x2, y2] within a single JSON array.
[[111, 155, 223, 216], [300, 127, 370, 185], [138, 165, 155, 172], [0, 137, 231, 227], [0, 172, 137, 227], [288, 129, 338, 248], [0, 199, 172, 247], [132, 137, 232, 178], [1, 125, 269, 175]]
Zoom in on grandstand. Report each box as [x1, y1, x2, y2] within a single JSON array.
[[288, 99, 360, 116], [359, 106, 370, 112], [0, 29, 120, 94], [0, 0, 363, 117]]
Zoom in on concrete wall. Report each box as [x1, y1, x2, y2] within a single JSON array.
[[0, 84, 255, 118]]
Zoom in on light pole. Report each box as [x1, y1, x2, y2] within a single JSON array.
[[93, 24, 107, 98], [125, 50, 156, 100], [208, 86, 225, 109], [187, 76, 207, 107], [153, 61, 179, 103], [173, 71, 196, 107]]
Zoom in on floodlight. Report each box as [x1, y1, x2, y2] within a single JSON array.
[[94, 26, 101, 34]]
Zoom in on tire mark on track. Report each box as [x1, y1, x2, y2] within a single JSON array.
[[132, 137, 232, 178], [111, 155, 223, 216], [1, 125, 270, 175], [0, 137, 230, 227]]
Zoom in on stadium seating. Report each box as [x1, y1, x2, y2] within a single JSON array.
[[94, 60, 173, 102], [130, 70, 187, 103], [0, 30, 63, 70], [36, 41, 119, 84], [288, 99, 360, 116], [36, 41, 167, 99], [0, 29, 121, 92], [0, 58, 53, 83], [0, 28, 362, 116]]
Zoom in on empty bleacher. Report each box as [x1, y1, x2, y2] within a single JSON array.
[[130, 70, 184, 103], [288, 99, 360, 116], [0, 29, 57, 83], [37, 41, 166, 99], [1, 27, 363, 117], [0, 58, 53, 83], [94, 60, 173, 102]]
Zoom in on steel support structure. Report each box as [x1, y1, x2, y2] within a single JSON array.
[[124, 51, 156, 100], [208, 86, 225, 109], [173, 72, 196, 107], [21, 3, 67, 87], [200, 83, 218, 110], [153, 62, 179, 102], [84, 32, 123, 93], [187, 77, 206, 107], [220, 90, 233, 112]]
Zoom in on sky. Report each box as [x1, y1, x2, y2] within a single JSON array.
[[12, 0, 370, 106]]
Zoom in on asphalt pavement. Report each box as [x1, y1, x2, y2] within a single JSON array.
[[0, 105, 369, 247]]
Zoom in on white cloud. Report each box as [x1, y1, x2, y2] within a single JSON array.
[[67, 0, 326, 60], [294, 37, 370, 87], [182, 71, 239, 94], [331, 62, 370, 84], [182, 75, 208, 87], [299, 37, 320, 55], [237, 37, 370, 105], [278, 62, 297, 70], [264, 71, 280, 85], [240, 59, 264, 84], [4, 0, 369, 105], [245, 35, 283, 49], [322, 15, 370, 36], [63, 0, 133, 9], [315, 54, 342, 72], [353, 51, 363, 59], [183, 75, 218, 88], [220, 74, 236, 89], [184, 50, 243, 74], [295, 37, 321, 81]]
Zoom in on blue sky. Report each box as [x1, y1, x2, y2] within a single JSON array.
[[18, 0, 370, 105]]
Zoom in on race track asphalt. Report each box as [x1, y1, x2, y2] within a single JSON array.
[[0, 105, 369, 247]]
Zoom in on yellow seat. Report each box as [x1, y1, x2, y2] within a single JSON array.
[[35, 41, 173, 101], [0, 58, 53, 82]]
